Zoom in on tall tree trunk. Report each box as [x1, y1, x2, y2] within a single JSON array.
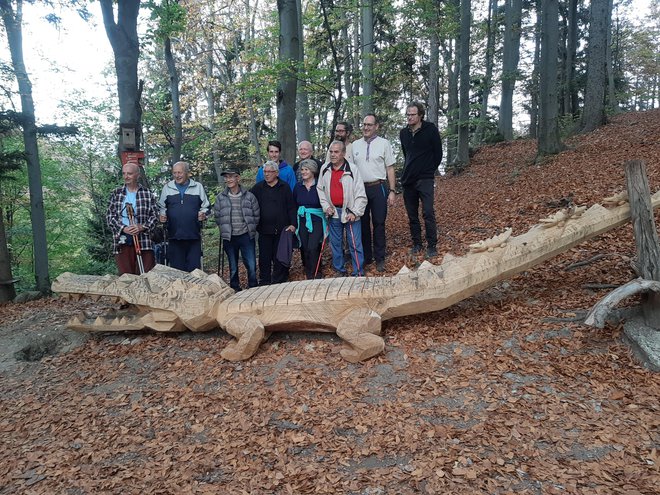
[[529, 3, 541, 138], [361, 0, 374, 115], [475, 0, 496, 144], [320, 0, 343, 141], [164, 36, 182, 164], [295, 0, 310, 142], [537, 0, 563, 157], [498, 0, 522, 140], [564, 0, 578, 116], [0, 0, 50, 293], [276, 0, 300, 165], [456, 0, 471, 168], [580, 0, 609, 133], [428, 0, 441, 127], [204, 37, 223, 184], [100, 0, 141, 156], [0, 204, 15, 302], [445, 39, 458, 167], [605, 0, 618, 113]]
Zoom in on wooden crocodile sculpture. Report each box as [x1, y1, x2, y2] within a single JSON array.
[[52, 191, 660, 363]]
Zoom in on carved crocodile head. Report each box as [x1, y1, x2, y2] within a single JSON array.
[[52, 265, 235, 332]]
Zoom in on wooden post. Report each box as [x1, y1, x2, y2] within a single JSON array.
[[625, 160, 660, 327]]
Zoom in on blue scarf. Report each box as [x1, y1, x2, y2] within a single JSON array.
[[296, 206, 327, 245]]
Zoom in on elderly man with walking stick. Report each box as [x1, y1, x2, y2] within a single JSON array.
[[317, 140, 367, 277], [106, 162, 159, 275]]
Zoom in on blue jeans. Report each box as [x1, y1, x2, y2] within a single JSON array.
[[329, 209, 364, 276], [224, 232, 257, 291]]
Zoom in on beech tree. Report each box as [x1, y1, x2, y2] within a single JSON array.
[[276, 0, 300, 164], [361, 0, 374, 114], [0, 0, 50, 293], [580, 0, 611, 133], [456, 0, 471, 168], [100, 0, 142, 157], [537, 0, 563, 157], [498, 0, 522, 140]]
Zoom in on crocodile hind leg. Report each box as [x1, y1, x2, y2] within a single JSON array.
[[336, 308, 384, 363], [220, 316, 267, 361]]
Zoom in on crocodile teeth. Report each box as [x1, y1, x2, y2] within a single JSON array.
[[89, 294, 102, 302], [93, 316, 106, 326], [397, 265, 410, 275], [418, 260, 435, 271], [69, 314, 84, 326], [59, 293, 70, 301]]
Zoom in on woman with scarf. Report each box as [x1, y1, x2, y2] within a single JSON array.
[[293, 159, 327, 279]]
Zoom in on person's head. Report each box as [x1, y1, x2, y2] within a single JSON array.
[[172, 161, 191, 185], [328, 140, 346, 167], [299, 159, 319, 180], [334, 121, 353, 142], [297, 140, 313, 160], [263, 160, 279, 185], [267, 140, 282, 162], [361, 113, 379, 139], [405, 102, 425, 128], [122, 162, 140, 188], [220, 168, 241, 191]]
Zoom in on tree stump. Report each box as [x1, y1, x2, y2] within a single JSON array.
[[625, 160, 660, 327]]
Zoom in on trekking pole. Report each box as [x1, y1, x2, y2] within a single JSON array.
[[125, 203, 146, 274], [313, 223, 330, 279], [217, 233, 224, 279], [348, 221, 362, 276], [199, 220, 204, 271]]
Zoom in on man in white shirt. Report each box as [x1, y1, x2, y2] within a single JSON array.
[[350, 113, 396, 272]]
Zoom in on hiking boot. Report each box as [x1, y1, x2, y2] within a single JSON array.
[[410, 245, 423, 255], [376, 260, 386, 272], [426, 246, 438, 258]]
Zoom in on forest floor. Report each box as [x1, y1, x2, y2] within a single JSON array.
[[1, 110, 659, 494]]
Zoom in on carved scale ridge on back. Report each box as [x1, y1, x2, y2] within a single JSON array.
[[52, 191, 660, 362]]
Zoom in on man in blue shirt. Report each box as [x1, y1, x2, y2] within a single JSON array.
[[158, 161, 210, 271], [255, 140, 297, 191]]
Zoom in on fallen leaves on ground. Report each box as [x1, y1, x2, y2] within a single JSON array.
[[1, 110, 659, 494]]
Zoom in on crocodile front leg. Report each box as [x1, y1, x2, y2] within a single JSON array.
[[220, 316, 268, 361], [336, 308, 384, 363]]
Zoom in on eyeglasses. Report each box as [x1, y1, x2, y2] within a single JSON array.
[[406, 113, 418, 117]]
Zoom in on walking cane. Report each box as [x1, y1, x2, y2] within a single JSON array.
[[217, 233, 224, 279], [125, 203, 146, 274], [313, 223, 330, 279], [198, 220, 204, 271], [348, 222, 362, 276]]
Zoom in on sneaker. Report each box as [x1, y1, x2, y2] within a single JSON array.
[[426, 247, 438, 258], [410, 245, 423, 255], [376, 260, 386, 272]]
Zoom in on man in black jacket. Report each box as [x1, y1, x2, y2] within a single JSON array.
[[399, 102, 443, 258], [250, 161, 297, 285]]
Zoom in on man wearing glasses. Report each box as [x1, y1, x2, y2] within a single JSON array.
[[351, 113, 396, 272], [325, 121, 354, 164], [399, 102, 443, 258]]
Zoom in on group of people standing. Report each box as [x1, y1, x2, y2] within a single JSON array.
[[106, 101, 443, 292]]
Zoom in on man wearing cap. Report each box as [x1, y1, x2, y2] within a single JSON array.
[[158, 161, 210, 272], [107, 162, 159, 275], [250, 161, 297, 285], [213, 168, 260, 291], [351, 113, 396, 272]]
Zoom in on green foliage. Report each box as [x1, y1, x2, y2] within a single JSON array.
[[147, 0, 187, 41]]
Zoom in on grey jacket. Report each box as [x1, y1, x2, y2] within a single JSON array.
[[213, 186, 260, 241]]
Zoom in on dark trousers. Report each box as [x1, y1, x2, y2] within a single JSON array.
[[224, 232, 257, 291], [299, 220, 324, 279], [115, 247, 155, 275], [361, 182, 388, 263], [168, 239, 202, 272], [258, 233, 289, 285], [403, 178, 437, 248]]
